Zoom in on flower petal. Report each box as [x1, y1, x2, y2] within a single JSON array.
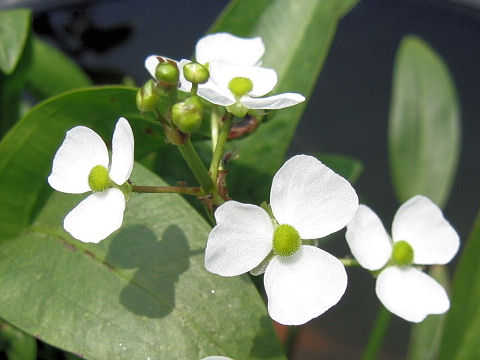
[[48, 126, 109, 194], [205, 201, 273, 277], [196, 82, 236, 106], [376, 266, 450, 322], [109, 117, 134, 185], [196, 32, 264, 66], [63, 188, 126, 243], [345, 205, 392, 270], [145, 55, 160, 79], [264, 245, 347, 325], [241, 93, 305, 110], [209, 61, 277, 97], [177, 58, 193, 92], [392, 195, 460, 265], [202, 357, 234, 360], [270, 155, 359, 239]]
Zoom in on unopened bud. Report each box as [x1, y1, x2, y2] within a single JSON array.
[[183, 62, 209, 84], [171, 96, 203, 134], [136, 79, 161, 112], [155, 62, 179, 85]]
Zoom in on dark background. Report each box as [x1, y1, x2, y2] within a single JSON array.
[[2, 0, 480, 358]]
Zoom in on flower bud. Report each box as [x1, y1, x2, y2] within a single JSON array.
[[171, 96, 203, 134], [155, 61, 179, 85], [136, 79, 162, 112], [183, 62, 209, 84]]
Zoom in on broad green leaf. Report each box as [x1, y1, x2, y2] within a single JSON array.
[[0, 320, 37, 360], [0, 87, 162, 242], [0, 89, 285, 359], [388, 36, 460, 207], [316, 153, 363, 184], [209, 0, 359, 203], [407, 265, 449, 360], [438, 210, 480, 360], [25, 36, 92, 100], [0, 8, 31, 74]]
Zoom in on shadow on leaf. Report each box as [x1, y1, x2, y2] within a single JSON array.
[[106, 224, 190, 318]]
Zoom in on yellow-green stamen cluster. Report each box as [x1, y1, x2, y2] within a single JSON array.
[[228, 77, 253, 98], [273, 224, 302, 257], [392, 240, 414, 265], [88, 165, 111, 192]]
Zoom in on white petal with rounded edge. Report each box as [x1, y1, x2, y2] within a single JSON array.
[[177, 58, 193, 92], [270, 155, 359, 239], [196, 82, 235, 106], [145, 55, 160, 79], [376, 266, 450, 323], [392, 195, 460, 265], [109, 117, 134, 185], [205, 201, 273, 277], [63, 188, 126, 243], [209, 61, 277, 97], [264, 246, 347, 325], [345, 205, 392, 270], [241, 93, 305, 109], [48, 126, 109, 194], [196, 32, 264, 65]]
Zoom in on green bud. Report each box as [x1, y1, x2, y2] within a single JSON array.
[[183, 62, 209, 84], [392, 240, 414, 266], [88, 165, 111, 192], [171, 96, 203, 134], [273, 224, 301, 257], [136, 79, 161, 112], [155, 61, 179, 85], [228, 77, 253, 98]]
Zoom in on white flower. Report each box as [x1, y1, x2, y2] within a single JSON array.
[[205, 155, 358, 325], [195, 60, 305, 115], [345, 195, 460, 322], [48, 117, 134, 243], [202, 357, 233, 360], [145, 32, 265, 93]]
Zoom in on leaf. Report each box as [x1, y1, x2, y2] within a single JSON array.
[[208, 0, 359, 203], [0, 8, 31, 74], [315, 153, 363, 184], [388, 36, 460, 207], [0, 320, 37, 360], [0, 89, 285, 359], [25, 36, 92, 100], [438, 210, 480, 360], [406, 265, 449, 360], [0, 87, 162, 242]]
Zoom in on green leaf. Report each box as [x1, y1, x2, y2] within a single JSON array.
[[0, 8, 31, 74], [0, 320, 37, 360], [0, 88, 285, 359], [25, 36, 92, 100], [388, 36, 460, 207], [209, 0, 359, 203], [0, 87, 162, 242], [315, 153, 363, 184], [406, 265, 449, 360], [438, 210, 480, 360]]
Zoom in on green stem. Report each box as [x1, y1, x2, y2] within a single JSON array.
[[339, 258, 360, 267], [211, 110, 220, 153], [190, 83, 198, 96], [132, 185, 204, 197], [361, 305, 391, 360], [177, 139, 224, 205], [209, 113, 233, 182]]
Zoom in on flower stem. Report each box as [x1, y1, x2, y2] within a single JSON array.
[[209, 113, 233, 182], [132, 185, 204, 197], [361, 305, 391, 360], [177, 139, 224, 205], [339, 258, 360, 267]]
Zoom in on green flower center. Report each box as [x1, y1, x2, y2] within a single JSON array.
[[88, 165, 111, 192], [228, 77, 253, 98], [392, 240, 414, 265], [273, 224, 301, 257]]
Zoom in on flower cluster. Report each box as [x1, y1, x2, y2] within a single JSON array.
[[346, 195, 460, 322], [145, 32, 305, 117]]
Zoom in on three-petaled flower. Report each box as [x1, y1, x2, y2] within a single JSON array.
[[345, 195, 460, 322], [205, 155, 358, 325], [48, 117, 134, 243]]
